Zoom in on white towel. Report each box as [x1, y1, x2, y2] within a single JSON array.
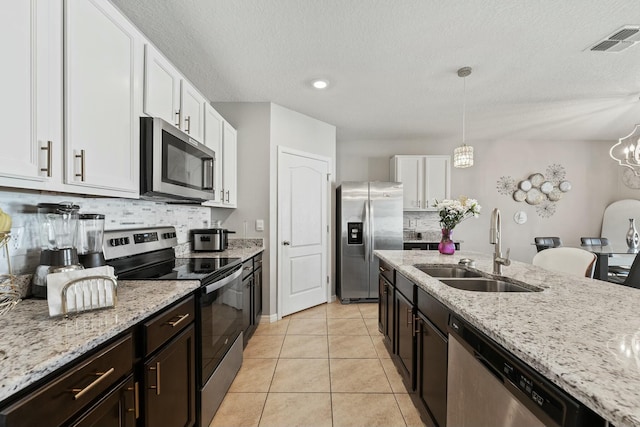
[[47, 266, 116, 317]]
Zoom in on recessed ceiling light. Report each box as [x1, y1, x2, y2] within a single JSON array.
[[312, 79, 329, 89]]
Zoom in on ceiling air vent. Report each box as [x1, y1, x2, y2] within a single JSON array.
[[588, 25, 640, 52]]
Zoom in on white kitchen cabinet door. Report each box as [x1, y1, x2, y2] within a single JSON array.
[[64, 0, 142, 195], [390, 155, 450, 211], [180, 80, 206, 143], [0, 0, 63, 189], [424, 156, 451, 209], [204, 103, 224, 203], [222, 122, 238, 207], [392, 156, 423, 210], [144, 44, 181, 126]]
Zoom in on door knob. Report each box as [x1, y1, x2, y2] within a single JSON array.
[[283, 241, 290, 245]]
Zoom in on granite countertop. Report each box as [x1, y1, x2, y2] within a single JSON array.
[[0, 242, 264, 406], [375, 249, 640, 427]]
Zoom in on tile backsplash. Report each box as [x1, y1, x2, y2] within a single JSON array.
[[403, 211, 441, 241], [0, 190, 212, 274]]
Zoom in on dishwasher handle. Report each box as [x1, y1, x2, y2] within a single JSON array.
[[473, 351, 504, 384]]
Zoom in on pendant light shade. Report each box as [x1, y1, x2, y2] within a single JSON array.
[[610, 124, 640, 176], [454, 67, 474, 168]]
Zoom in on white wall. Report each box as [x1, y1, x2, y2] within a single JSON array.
[[337, 137, 636, 263], [212, 102, 337, 317]]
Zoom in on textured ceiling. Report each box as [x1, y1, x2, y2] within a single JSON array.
[[111, 0, 640, 142]]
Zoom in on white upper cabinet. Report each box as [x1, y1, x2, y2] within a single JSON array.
[[204, 104, 224, 202], [390, 155, 451, 211], [222, 122, 238, 207], [180, 80, 206, 143], [64, 0, 143, 195], [143, 45, 181, 126], [0, 0, 63, 189], [143, 44, 206, 143]]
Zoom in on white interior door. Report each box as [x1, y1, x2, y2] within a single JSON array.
[[278, 147, 329, 317]]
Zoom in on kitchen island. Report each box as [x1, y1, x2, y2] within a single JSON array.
[[375, 249, 640, 427]]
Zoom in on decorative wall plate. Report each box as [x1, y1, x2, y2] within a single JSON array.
[[519, 180, 532, 191], [558, 181, 572, 192], [548, 189, 563, 201], [525, 188, 544, 205], [622, 169, 640, 189], [540, 181, 553, 194], [529, 173, 545, 187], [513, 190, 527, 202]]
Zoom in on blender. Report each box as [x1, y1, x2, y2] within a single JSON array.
[[31, 202, 84, 298], [77, 213, 106, 268]]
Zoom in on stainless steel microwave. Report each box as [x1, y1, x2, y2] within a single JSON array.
[[140, 117, 215, 202]]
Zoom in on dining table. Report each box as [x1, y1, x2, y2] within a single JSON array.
[[581, 244, 639, 281]]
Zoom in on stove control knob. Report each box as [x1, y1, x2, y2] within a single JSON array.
[[119, 237, 129, 245], [109, 238, 120, 247]]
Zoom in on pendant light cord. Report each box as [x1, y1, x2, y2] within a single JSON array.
[[462, 75, 466, 145]]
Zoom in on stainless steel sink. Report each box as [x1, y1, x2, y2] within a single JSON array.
[[414, 265, 483, 278], [439, 278, 541, 292]]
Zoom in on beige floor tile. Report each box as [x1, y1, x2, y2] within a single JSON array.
[[287, 318, 328, 335], [329, 335, 378, 359], [243, 335, 285, 358], [331, 393, 406, 427], [289, 303, 327, 319], [371, 335, 392, 359], [259, 393, 332, 427], [253, 318, 290, 336], [380, 358, 407, 393], [364, 317, 383, 336], [209, 392, 267, 427], [395, 393, 428, 427], [326, 302, 363, 319], [330, 359, 392, 393], [228, 358, 277, 392], [280, 335, 329, 358], [328, 318, 369, 335], [270, 358, 331, 392], [358, 303, 379, 319]]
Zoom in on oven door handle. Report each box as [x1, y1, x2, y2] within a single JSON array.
[[203, 267, 243, 294]]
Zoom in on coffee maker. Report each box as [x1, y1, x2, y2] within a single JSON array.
[[31, 202, 84, 298]]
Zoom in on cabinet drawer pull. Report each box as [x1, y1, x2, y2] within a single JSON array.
[[379, 266, 387, 272], [220, 189, 225, 201], [40, 140, 52, 177], [175, 110, 181, 127], [226, 190, 230, 203], [407, 308, 412, 326], [126, 381, 140, 419], [70, 367, 115, 400], [149, 362, 161, 395], [75, 149, 85, 181], [414, 316, 420, 337], [185, 116, 191, 134], [166, 313, 189, 328]]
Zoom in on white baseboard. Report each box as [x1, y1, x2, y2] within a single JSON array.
[[259, 313, 278, 324], [328, 294, 336, 303]]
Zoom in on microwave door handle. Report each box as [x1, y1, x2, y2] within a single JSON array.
[[202, 158, 214, 190]]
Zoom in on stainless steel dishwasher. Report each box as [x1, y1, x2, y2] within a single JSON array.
[[446, 316, 606, 427]]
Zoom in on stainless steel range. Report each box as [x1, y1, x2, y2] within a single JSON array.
[[104, 226, 244, 427]]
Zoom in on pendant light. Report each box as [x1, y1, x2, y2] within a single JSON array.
[[453, 67, 474, 168]]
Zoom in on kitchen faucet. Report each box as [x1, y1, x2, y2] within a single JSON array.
[[490, 208, 511, 275]]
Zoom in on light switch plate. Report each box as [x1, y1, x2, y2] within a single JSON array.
[[256, 219, 264, 231]]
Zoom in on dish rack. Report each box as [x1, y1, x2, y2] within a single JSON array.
[[0, 233, 20, 316], [59, 275, 118, 316]]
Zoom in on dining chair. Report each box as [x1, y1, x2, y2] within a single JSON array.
[[608, 253, 640, 288], [580, 237, 610, 246], [534, 237, 562, 252], [532, 247, 597, 278]]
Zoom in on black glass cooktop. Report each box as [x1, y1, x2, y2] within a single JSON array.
[[113, 254, 242, 282]]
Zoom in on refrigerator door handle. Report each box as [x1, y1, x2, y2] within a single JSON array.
[[369, 197, 375, 262], [364, 198, 370, 262]]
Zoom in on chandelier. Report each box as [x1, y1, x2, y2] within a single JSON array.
[[610, 124, 640, 176], [453, 67, 473, 168]]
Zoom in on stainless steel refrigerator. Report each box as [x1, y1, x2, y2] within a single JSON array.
[[337, 182, 403, 302]]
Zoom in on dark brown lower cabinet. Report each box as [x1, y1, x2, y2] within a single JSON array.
[[395, 290, 415, 390], [417, 312, 448, 427], [378, 273, 394, 352], [70, 375, 136, 427], [143, 324, 196, 427]]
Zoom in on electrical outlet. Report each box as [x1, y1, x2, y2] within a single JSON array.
[[9, 226, 25, 255], [256, 219, 264, 232]]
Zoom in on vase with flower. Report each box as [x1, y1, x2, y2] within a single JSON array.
[[434, 196, 482, 255]]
